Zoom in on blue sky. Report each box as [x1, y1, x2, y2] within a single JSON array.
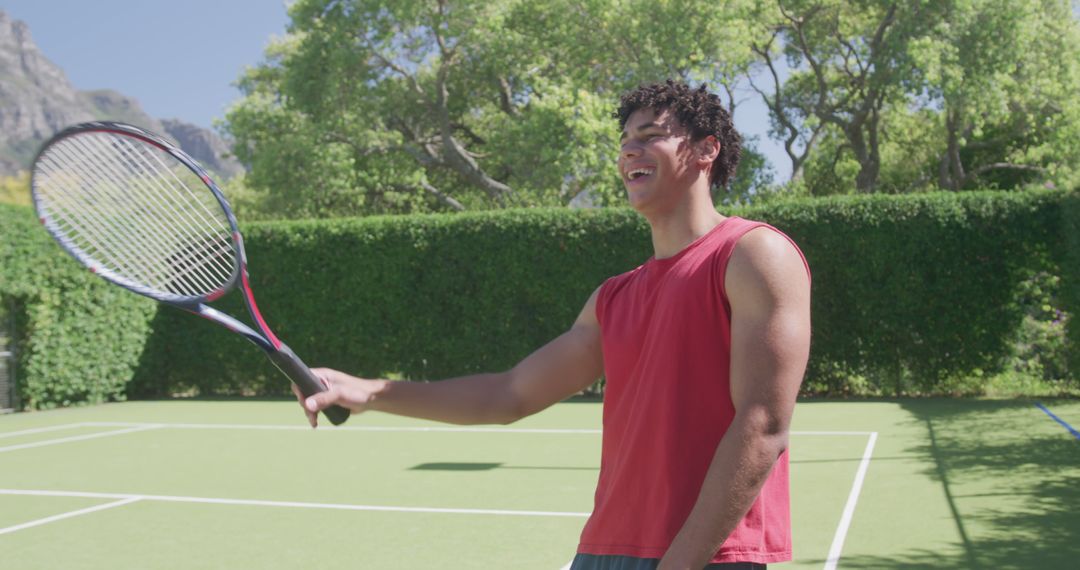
[[4, 0, 790, 179], [3, 0, 290, 129]]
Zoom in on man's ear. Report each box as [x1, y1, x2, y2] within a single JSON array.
[[695, 135, 721, 166]]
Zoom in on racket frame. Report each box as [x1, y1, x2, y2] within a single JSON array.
[[31, 122, 348, 425]]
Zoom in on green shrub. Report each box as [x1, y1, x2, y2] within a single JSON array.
[[742, 190, 1073, 395], [1061, 192, 1080, 381], [3, 190, 1077, 407], [0, 204, 157, 408], [130, 208, 650, 397]]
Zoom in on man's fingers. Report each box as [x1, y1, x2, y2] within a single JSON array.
[[293, 368, 365, 428], [291, 383, 319, 428], [304, 389, 338, 413]]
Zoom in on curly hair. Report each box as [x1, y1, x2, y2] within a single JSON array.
[[615, 80, 742, 190]]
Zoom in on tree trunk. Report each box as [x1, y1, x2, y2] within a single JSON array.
[[847, 122, 880, 193]]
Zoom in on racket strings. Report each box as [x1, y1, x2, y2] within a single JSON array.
[[61, 133, 235, 296], [37, 147, 181, 291], [111, 135, 233, 251], [44, 141, 205, 292], [34, 131, 238, 298], [39, 140, 217, 297], [90, 135, 236, 289]]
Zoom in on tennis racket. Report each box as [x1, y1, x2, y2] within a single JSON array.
[[30, 121, 350, 426]]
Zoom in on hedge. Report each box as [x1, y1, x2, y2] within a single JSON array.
[[126, 207, 651, 397], [1062, 192, 1080, 377], [0, 204, 157, 408], [1, 189, 1076, 408], [743, 190, 1070, 394]]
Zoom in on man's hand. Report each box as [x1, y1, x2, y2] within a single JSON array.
[[291, 368, 382, 428]]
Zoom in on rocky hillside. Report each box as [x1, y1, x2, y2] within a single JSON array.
[[162, 119, 244, 179], [0, 10, 242, 179]]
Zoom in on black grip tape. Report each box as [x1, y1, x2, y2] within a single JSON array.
[[268, 344, 351, 426]]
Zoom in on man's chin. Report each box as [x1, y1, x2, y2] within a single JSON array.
[[625, 189, 656, 212]]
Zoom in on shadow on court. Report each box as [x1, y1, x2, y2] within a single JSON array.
[[411, 462, 503, 471], [840, 399, 1080, 569]]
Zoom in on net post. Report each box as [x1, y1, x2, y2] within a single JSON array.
[[0, 297, 15, 413]]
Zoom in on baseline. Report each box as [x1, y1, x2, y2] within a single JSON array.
[[75, 421, 872, 437], [0, 423, 90, 440], [82, 421, 599, 434], [0, 423, 878, 570], [0, 425, 163, 454], [0, 488, 590, 518], [0, 497, 141, 536]]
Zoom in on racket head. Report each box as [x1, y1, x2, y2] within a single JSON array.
[[30, 122, 244, 305]]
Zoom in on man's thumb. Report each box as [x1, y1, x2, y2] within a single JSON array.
[[305, 393, 329, 412]]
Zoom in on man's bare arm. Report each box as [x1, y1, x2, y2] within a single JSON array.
[[296, 288, 604, 427], [660, 228, 811, 569]]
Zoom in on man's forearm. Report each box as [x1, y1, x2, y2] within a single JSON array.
[[368, 323, 603, 426], [659, 417, 790, 569], [369, 372, 521, 425]]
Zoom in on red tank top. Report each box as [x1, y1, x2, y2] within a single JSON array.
[[579, 216, 805, 564]]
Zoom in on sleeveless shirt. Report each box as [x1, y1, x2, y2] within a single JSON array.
[[578, 217, 807, 564]]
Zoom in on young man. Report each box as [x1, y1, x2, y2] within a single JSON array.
[[296, 81, 811, 570]]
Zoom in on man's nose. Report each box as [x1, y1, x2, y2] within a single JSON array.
[[620, 141, 642, 160]]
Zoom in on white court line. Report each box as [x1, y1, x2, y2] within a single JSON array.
[[0, 422, 876, 568], [0, 425, 163, 454], [80, 421, 602, 434], [0, 488, 590, 518], [74, 421, 869, 436], [824, 432, 878, 570], [0, 497, 141, 536], [0, 423, 89, 440]]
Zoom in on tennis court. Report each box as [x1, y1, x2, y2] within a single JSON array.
[[1, 398, 1078, 569]]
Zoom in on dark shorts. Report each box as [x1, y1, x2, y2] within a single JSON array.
[[569, 554, 766, 570]]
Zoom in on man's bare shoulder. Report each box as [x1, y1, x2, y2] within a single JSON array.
[[726, 226, 810, 302], [733, 225, 802, 261], [576, 285, 602, 328]]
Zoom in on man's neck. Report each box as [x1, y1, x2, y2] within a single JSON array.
[[644, 188, 727, 260]]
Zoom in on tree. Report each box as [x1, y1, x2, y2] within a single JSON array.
[[224, 0, 769, 218], [753, 1, 945, 192], [752, 0, 1080, 194], [228, 0, 526, 217], [916, 0, 1080, 191]]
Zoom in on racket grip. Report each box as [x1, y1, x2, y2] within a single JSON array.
[[268, 344, 351, 426]]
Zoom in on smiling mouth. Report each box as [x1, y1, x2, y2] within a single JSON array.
[[627, 168, 655, 181]]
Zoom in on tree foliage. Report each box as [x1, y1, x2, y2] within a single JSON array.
[[224, 0, 763, 218], [224, 0, 1080, 217], [758, 0, 1080, 194]]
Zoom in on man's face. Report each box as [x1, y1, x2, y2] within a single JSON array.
[[618, 107, 698, 213]]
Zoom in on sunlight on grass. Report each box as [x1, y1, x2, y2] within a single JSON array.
[[0, 172, 31, 206]]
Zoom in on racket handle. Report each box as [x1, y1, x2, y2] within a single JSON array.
[[268, 344, 351, 426]]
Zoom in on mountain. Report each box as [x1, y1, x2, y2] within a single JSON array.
[[0, 10, 242, 179], [161, 119, 244, 179]]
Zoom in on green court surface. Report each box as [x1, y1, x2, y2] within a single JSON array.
[[1, 398, 1078, 569]]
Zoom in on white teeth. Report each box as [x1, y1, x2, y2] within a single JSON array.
[[628, 168, 654, 179]]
